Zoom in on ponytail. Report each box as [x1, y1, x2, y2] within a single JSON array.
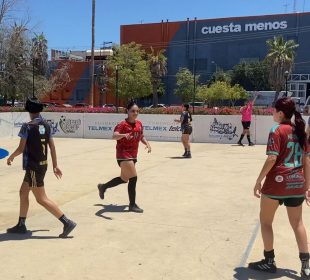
[[294, 110, 306, 148]]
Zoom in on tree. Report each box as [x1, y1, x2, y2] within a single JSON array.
[[32, 33, 48, 76], [0, 0, 17, 25], [174, 68, 199, 103], [197, 81, 247, 106], [208, 70, 232, 86], [265, 36, 299, 102], [148, 47, 167, 106], [230, 61, 270, 91], [107, 43, 152, 100]]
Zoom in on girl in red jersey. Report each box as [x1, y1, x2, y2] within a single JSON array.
[[249, 98, 310, 278], [97, 101, 151, 213]]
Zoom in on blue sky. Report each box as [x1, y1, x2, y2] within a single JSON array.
[[12, 0, 310, 51]]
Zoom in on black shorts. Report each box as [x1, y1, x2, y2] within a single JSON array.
[[23, 167, 47, 187], [269, 196, 305, 207], [242, 121, 251, 129], [182, 125, 193, 135], [117, 159, 137, 167]]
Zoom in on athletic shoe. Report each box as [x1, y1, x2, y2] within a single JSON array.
[[248, 259, 277, 273], [129, 204, 144, 213], [237, 141, 244, 146], [59, 220, 77, 238], [184, 152, 192, 158], [182, 151, 187, 157], [6, 224, 27, 234], [98, 184, 106, 200], [249, 142, 255, 146], [301, 268, 310, 279]]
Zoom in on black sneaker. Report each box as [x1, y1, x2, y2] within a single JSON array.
[[184, 152, 192, 158], [182, 151, 187, 157], [238, 141, 244, 146], [248, 259, 277, 273], [59, 220, 77, 238], [249, 142, 255, 146], [129, 204, 144, 213], [7, 224, 27, 234], [301, 268, 310, 279], [98, 184, 106, 200]]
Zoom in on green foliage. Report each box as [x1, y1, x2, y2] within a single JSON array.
[[174, 68, 199, 102], [230, 61, 270, 91], [197, 81, 247, 106], [265, 36, 298, 100], [208, 70, 232, 85], [148, 47, 167, 106], [107, 43, 152, 100]]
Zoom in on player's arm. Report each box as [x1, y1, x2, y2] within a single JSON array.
[[141, 136, 151, 153], [112, 132, 132, 140], [48, 138, 62, 179], [7, 138, 26, 165], [304, 154, 310, 205], [254, 155, 277, 198]]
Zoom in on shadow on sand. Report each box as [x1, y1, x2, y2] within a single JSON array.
[[233, 267, 300, 280], [0, 230, 66, 242], [94, 204, 128, 220]]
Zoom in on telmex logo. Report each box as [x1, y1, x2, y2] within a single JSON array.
[[201, 21, 288, 35]]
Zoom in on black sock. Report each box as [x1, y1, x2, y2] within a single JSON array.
[[18, 217, 26, 227], [128, 176, 137, 206], [264, 249, 275, 263], [59, 214, 70, 226], [104, 177, 126, 189], [300, 252, 310, 269], [247, 135, 252, 143], [239, 134, 245, 142]]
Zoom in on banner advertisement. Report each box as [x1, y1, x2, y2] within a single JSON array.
[[193, 115, 256, 144], [0, 113, 13, 138], [41, 113, 84, 138], [84, 114, 124, 139]]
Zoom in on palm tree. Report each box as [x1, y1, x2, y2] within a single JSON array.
[[32, 33, 48, 75], [149, 47, 167, 106], [265, 36, 299, 103]]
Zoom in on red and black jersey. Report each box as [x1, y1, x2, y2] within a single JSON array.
[[114, 119, 144, 160], [262, 122, 310, 198]]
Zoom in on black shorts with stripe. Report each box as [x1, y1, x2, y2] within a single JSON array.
[[23, 166, 47, 187]]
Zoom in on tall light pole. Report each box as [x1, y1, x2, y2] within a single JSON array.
[[284, 70, 289, 96], [192, 17, 197, 115], [115, 65, 119, 112], [90, 0, 96, 107]]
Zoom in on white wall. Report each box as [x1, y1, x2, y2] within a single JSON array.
[[1, 112, 308, 145]]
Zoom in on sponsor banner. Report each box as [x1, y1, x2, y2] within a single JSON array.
[[139, 114, 181, 142], [84, 113, 124, 139], [193, 115, 256, 144], [0, 113, 13, 137], [12, 112, 30, 137], [84, 114, 182, 142], [41, 112, 84, 138]]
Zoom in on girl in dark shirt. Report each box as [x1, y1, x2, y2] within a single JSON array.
[[174, 104, 193, 158]]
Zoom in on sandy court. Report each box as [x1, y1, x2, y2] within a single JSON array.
[[0, 137, 309, 280]]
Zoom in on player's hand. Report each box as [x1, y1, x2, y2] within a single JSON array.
[[7, 156, 14, 166], [305, 189, 310, 206], [254, 181, 262, 198], [145, 144, 152, 153], [124, 133, 133, 140], [53, 166, 63, 179]]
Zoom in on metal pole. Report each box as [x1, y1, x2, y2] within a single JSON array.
[[192, 17, 197, 115], [32, 61, 35, 98], [90, 0, 96, 107], [285, 77, 288, 96], [116, 66, 119, 113]]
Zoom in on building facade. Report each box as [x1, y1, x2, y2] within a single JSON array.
[[121, 12, 310, 104]]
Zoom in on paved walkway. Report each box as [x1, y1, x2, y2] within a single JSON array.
[[0, 138, 309, 280]]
